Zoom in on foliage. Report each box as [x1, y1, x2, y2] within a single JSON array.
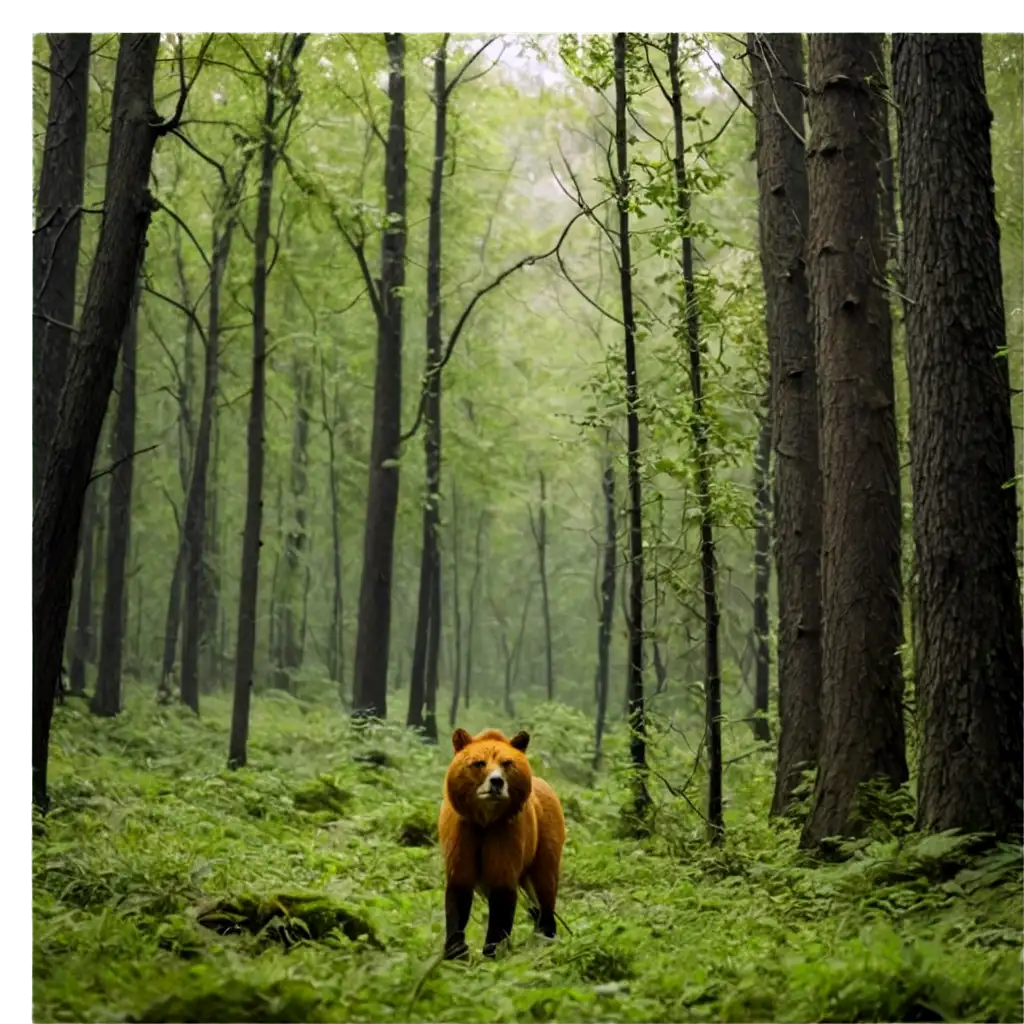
[[35, 693, 1023, 1022]]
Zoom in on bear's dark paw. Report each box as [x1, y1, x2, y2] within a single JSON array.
[[482, 942, 498, 958], [443, 934, 469, 961]]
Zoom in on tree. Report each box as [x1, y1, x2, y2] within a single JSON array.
[[91, 274, 142, 717], [613, 32, 651, 819], [33, 33, 163, 811], [748, 33, 823, 816], [892, 33, 1024, 839], [751, 404, 771, 744], [67, 484, 97, 697], [528, 470, 555, 702], [668, 32, 723, 843], [352, 33, 408, 720], [33, 33, 91, 506], [592, 450, 616, 770], [229, 33, 308, 768], [800, 34, 908, 848]]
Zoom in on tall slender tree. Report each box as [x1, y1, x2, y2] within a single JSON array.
[[801, 34, 908, 848], [529, 470, 555, 702], [751, 404, 772, 743], [593, 450, 616, 770], [892, 33, 1023, 839]]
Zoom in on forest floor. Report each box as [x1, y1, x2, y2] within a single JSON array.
[[34, 687, 1023, 1023]]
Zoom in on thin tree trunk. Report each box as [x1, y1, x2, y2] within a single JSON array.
[[91, 271, 142, 718], [748, 33, 824, 818], [801, 34, 908, 848], [529, 470, 555, 702], [751, 404, 772, 743], [464, 509, 485, 710], [68, 484, 96, 697], [448, 482, 463, 728], [33, 33, 91, 507], [593, 451, 616, 770], [229, 34, 307, 767], [613, 33, 650, 819], [893, 33, 1024, 839], [352, 32, 407, 720], [181, 171, 243, 709], [668, 33, 723, 843], [424, 547, 441, 743], [159, 508, 186, 701], [320, 351, 344, 695]]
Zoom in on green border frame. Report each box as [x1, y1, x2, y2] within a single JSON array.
[[14, 14, 1024, 1024]]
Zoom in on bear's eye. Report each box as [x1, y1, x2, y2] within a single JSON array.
[[501, 760, 514, 770], [470, 759, 486, 768]]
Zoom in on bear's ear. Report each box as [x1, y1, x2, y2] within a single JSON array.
[[509, 730, 530, 752], [452, 728, 473, 752]]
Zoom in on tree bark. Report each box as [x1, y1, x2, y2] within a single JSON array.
[[352, 32, 407, 720], [159, 509, 186, 701], [748, 33, 824, 817], [229, 33, 307, 767], [669, 33, 723, 843], [181, 174, 241, 709], [892, 33, 1024, 839], [751, 404, 772, 743], [448, 482, 463, 728], [593, 451, 616, 770], [614, 33, 650, 818], [464, 510, 486, 710], [32, 34, 159, 806], [801, 34, 908, 848], [33, 33, 91, 507], [67, 483, 96, 697]]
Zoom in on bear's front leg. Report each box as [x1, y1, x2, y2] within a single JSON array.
[[482, 886, 517, 957], [444, 883, 473, 960]]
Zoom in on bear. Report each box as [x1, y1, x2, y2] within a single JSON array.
[[438, 727, 566, 960]]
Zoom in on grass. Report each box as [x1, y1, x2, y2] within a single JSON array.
[[34, 685, 1023, 1023]]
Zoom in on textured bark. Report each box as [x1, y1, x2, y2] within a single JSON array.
[[529, 470, 555, 702], [593, 452, 616, 770], [181, 179, 241, 709], [230, 34, 307, 767], [748, 33, 824, 817], [892, 33, 1024, 839], [614, 34, 650, 818], [669, 33, 723, 843], [29, 26, 236, 799], [801, 34, 908, 848], [352, 32, 407, 719], [92, 274, 142, 718], [33, 33, 91, 506], [751, 407, 772, 743]]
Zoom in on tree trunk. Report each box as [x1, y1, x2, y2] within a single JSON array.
[[448, 482, 463, 728], [892, 33, 1024, 839], [229, 34, 307, 767], [593, 452, 616, 771], [91, 269, 142, 718], [181, 173, 242, 709], [613, 34, 651, 819], [748, 33, 824, 818], [464, 510, 486, 710], [159, 515, 186, 701], [530, 470, 555, 702], [67, 483, 96, 697], [669, 33, 723, 843], [751, 404, 772, 743], [33, 33, 91, 507], [352, 32, 407, 720], [320, 351, 345, 695], [424, 547, 442, 743], [801, 33, 908, 848]]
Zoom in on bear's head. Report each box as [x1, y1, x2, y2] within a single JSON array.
[[444, 728, 533, 826]]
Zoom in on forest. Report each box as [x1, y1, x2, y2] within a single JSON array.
[[31, 31, 1023, 1023]]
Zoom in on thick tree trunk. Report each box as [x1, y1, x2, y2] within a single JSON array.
[[669, 33, 723, 843], [749, 33, 824, 817], [91, 272, 142, 718], [613, 33, 650, 818], [892, 33, 1024, 839], [751, 406, 772, 743], [230, 35, 307, 765], [181, 179, 241, 709], [33, 33, 91, 507], [801, 34, 908, 848], [352, 32, 407, 720], [593, 452, 616, 770]]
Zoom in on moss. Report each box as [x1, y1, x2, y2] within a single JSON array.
[[291, 776, 351, 817]]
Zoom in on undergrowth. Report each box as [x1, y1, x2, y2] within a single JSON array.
[[34, 687, 1023, 1023]]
